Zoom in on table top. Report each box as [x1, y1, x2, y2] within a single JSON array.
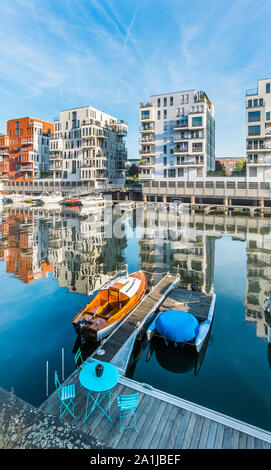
[[79, 361, 119, 392]]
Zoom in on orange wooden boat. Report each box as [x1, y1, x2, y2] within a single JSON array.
[[72, 270, 147, 342]]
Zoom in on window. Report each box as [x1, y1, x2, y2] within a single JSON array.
[[253, 99, 258, 107], [163, 156, 167, 165], [157, 98, 161, 107], [248, 111, 260, 122], [163, 145, 167, 154], [164, 97, 167, 106], [141, 110, 150, 120], [170, 96, 173, 106], [266, 112, 271, 121], [163, 169, 167, 177], [247, 100, 252, 108], [157, 110, 161, 120], [248, 125, 261, 136], [259, 98, 263, 106], [266, 83, 270, 94], [164, 109, 167, 119], [192, 117, 202, 127], [168, 169, 176, 178]]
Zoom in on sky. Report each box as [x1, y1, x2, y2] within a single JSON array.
[[0, 0, 271, 158]]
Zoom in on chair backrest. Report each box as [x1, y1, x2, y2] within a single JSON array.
[[74, 348, 83, 369], [54, 370, 62, 399], [117, 393, 139, 409]]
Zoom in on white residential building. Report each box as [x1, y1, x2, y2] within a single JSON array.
[[246, 78, 271, 182], [139, 90, 215, 183], [50, 106, 128, 188]]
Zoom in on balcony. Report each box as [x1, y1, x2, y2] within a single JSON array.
[[173, 146, 188, 154], [140, 102, 154, 108], [246, 88, 258, 96], [247, 144, 271, 151], [140, 137, 155, 145], [139, 158, 155, 167], [247, 157, 271, 165], [139, 147, 155, 155], [174, 119, 188, 130], [140, 125, 155, 134], [176, 158, 204, 166], [21, 139, 33, 145], [0, 149, 9, 156]]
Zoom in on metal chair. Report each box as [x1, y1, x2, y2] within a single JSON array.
[[74, 348, 84, 392], [117, 393, 139, 432], [54, 370, 76, 420], [74, 347, 84, 369]]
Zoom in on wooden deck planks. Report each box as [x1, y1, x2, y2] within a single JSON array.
[[92, 273, 178, 364], [40, 365, 271, 450], [160, 287, 212, 321]]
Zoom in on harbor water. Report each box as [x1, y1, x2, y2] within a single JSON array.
[[0, 203, 271, 432]]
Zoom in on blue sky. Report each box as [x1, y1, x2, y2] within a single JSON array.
[[0, 0, 271, 158]]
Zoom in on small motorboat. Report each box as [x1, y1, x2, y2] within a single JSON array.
[[72, 270, 147, 342], [64, 196, 82, 207], [147, 290, 216, 353], [80, 193, 105, 209], [39, 191, 63, 205]]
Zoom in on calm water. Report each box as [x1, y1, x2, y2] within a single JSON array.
[[0, 203, 271, 431]]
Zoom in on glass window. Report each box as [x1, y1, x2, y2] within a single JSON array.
[[164, 97, 167, 106], [192, 117, 202, 127], [163, 145, 167, 154], [164, 109, 167, 119], [266, 112, 271, 121], [157, 110, 161, 120], [163, 156, 167, 166], [253, 99, 258, 107], [259, 98, 263, 106], [141, 110, 150, 120], [248, 125, 261, 136], [170, 96, 173, 106], [248, 111, 261, 122], [157, 98, 160, 107], [266, 83, 270, 94], [247, 100, 252, 108], [163, 169, 167, 177]]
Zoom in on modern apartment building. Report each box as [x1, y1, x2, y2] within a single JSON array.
[[6, 117, 53, 182], [50, 106, 128, 188], [246, 78, 271, 181], [139, 90, 215, 184]]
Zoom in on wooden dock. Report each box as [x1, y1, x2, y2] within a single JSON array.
[[91, 273, 179, 371], [160, 287, 213, 321], [40, 370, 271, 449]]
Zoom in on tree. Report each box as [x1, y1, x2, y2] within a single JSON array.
[[234, 159, 246, 173], [215, 160, 226, 173], [128, 163, 139, 178]]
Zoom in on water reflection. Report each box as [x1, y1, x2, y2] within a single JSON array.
[[1, 204, 271, 426]]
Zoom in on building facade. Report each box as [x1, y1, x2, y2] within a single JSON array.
[[50, 106, 128, 188], [5, 117, 53, 182], [246, 78, 271, 182], [139, 90, 215, 184]]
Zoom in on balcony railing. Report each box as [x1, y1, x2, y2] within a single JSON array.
[[246, 88, 258, 96]]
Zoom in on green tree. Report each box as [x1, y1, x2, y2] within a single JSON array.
[[234, 159, 246, 173]]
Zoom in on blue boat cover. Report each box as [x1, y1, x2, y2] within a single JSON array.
[[155, 310, 199, 343]]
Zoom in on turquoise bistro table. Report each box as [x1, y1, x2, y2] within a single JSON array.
[[79, 361, 119, 424]]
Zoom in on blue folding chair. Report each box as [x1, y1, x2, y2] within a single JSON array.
[[74, 348, 84, 370], [117, 393, 139, 432], [74, 348, 84, 392], [54, 370, 76, 420]]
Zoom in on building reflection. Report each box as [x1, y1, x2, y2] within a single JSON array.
[[1, 205, 271, 347], [0, 206, 127, 295]]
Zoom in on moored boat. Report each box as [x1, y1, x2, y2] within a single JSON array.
[[64, 196, 82, 207], [147, 289, 216, 353], [80, 193, 104, 209], [72, 270, 147, 342], [39, 191, 63, 205]]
